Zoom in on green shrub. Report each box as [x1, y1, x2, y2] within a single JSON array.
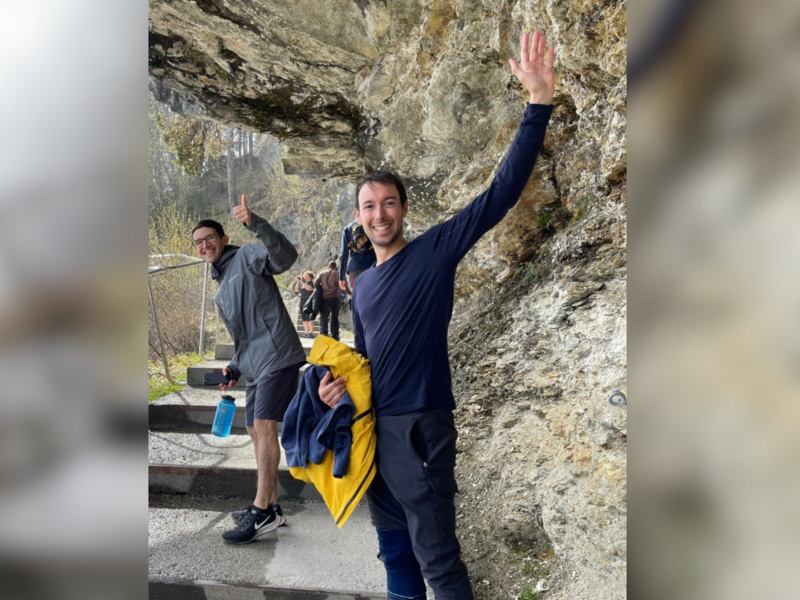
[[148, 352, 203, 402]]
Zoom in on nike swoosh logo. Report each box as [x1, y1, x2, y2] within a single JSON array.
[[254, 517, 272, 530]]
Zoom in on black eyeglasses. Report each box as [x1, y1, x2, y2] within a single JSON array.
[[192, 233, 218, 247]]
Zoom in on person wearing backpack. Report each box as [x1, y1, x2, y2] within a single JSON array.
[[339, 220, 377, 292]]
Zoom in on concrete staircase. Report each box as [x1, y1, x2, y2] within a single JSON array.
[[149, 334, 382, 598]]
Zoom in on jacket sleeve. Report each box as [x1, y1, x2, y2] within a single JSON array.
[[314, 394, 355, 478], [352, 294, 367, 358], [244, 212, 299, 275], [216, 306, 242, 380], [282, 368, 315, 469], [227, 361, 242, 383], [339, 226, 350, 281]]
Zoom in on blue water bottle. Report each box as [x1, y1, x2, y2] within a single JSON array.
[[212, 394, 236, 437]]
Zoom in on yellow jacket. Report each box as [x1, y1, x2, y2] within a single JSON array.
[[289, 335, 376, 527]]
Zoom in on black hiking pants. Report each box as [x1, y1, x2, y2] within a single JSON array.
[[367, 409, 473, 600], [319, 297, 339, 340]]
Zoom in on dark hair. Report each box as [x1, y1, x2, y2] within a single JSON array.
[[354, 171, 407, 211], [191, 219, 225, 238], [328, 261, 337, 270]]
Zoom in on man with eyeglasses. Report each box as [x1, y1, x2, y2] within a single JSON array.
[[191, 194, 305, 544]]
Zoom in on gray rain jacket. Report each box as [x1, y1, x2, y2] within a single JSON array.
[[211, 213, 306, 382]]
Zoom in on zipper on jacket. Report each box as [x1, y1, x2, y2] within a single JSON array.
[[352, 408, 372, 424], [336, 454, 376, 526]]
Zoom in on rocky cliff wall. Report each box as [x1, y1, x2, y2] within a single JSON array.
[[150, 1, 626, 598]]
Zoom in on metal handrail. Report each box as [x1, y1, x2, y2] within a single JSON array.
[[198, 262, 212, 361], [148, 255, 211, 385], [149, 252, 308, 387]]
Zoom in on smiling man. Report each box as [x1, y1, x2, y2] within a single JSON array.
[[319, 31, 556, 600], [191, 194, 306, 544]]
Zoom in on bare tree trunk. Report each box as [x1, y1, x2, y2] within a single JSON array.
[[226, 129, 237, 216]]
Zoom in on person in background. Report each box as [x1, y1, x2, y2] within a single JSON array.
[[294, 270, 315, 338], [314, 261, 341, 341], [339, 219, 377, 292]]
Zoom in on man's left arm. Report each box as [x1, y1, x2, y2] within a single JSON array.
[[233, 193, 298, 274]]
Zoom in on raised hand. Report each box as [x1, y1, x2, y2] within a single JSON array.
[[233, 193, 253, 226], [509, 30, 555, 105]]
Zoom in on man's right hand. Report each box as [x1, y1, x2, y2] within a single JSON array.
[[233, 194, 253, 226], [319, 370, 346, 408], [339, 280, 347, 291], [508, 30, 555, 106], [220, 366, 237, 390]]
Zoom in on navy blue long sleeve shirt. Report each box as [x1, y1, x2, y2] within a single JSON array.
[[352, 103, 553, 417]]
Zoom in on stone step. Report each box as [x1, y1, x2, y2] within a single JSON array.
[[214, 343, 234, 360], [150, 431, 267, 470], [149, 464, 315, 500], [186, 355, 314, 388], [148, 431, 317, 500], [149, 578, 383, 599], [206, 337, 355, 374], [186, 360, 247, 388], [148, 495, 385, 595], [149, 404, 249, 434], [214, 338, 318, 361], [150, 387, 267, 434], [153, 385, 244, 407]]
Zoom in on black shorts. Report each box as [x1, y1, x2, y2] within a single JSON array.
[[301, 307, 315, 321], [244, 364, 302, 425]]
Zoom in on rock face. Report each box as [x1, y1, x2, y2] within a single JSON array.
[[150, 1, 626, 598], [450, 194, 626, 599]]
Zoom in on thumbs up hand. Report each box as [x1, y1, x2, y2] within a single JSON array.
[[233, 194, 253, 226]]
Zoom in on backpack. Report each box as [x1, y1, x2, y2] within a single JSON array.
[[347, 222, 373, 255]]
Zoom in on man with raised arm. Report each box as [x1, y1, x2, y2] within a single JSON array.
[[191, 194, 306, 544], [318, 31, 556, 599]]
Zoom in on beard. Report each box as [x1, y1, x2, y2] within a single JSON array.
[[369, 222, 404, 248]]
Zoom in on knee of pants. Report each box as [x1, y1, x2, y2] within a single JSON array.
[[376, 528, 426, 600]]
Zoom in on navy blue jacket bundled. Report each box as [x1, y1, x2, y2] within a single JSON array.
[[282, 365, 355, 478]]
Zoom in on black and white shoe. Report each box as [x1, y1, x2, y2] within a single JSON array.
[[230, 507, 248, 522], [272, 503, 287, 527], [222, 506, 277, 544], [232, 503, 286, 526]]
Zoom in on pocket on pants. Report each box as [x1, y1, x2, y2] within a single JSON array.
[[407, 416, 459, 496]]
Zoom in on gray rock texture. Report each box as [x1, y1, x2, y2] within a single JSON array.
[[150, 2, 626, 599]]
